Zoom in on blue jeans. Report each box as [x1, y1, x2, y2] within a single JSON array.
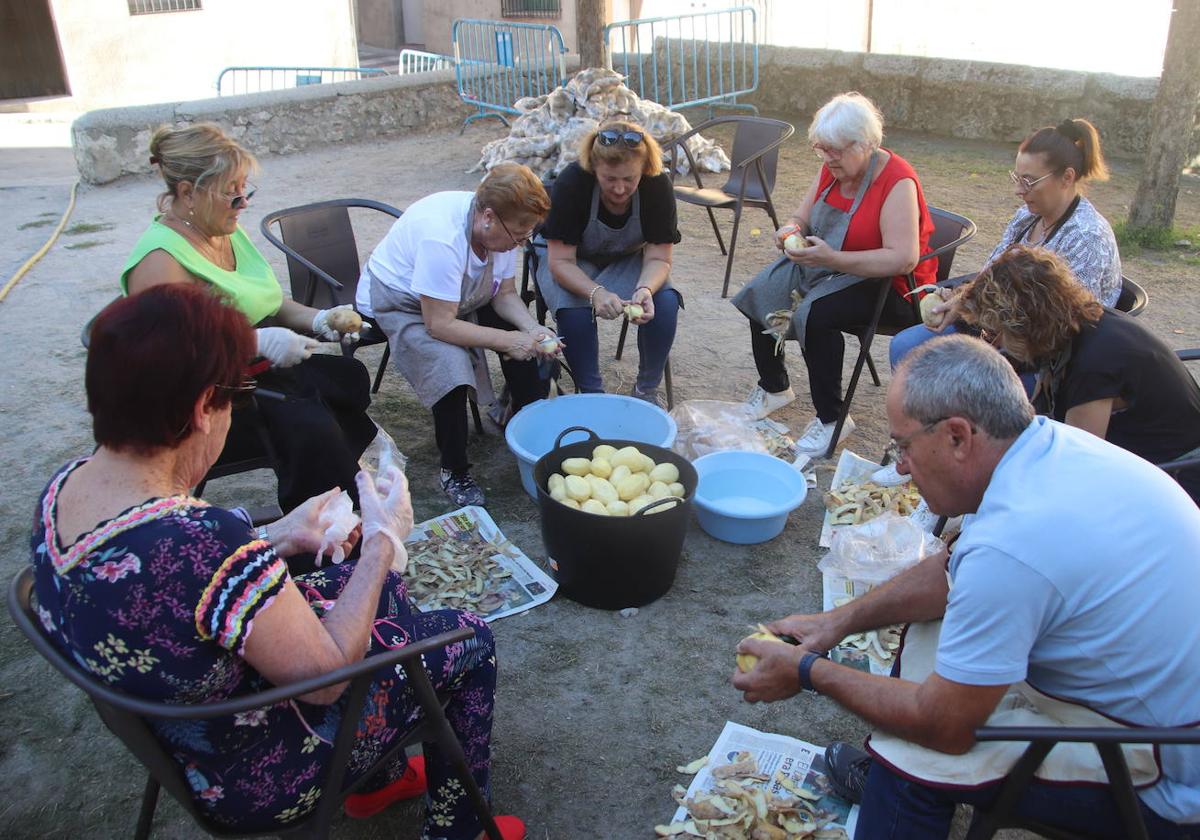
[[554, 287, 680, 393], [888, 322, 1036, 395], [856, 759, 1195, 839]]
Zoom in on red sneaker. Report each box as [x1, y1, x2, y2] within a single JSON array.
[[343, 756, 427, 819], [482, 815, 526, 840]]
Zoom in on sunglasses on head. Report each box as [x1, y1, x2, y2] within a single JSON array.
[[597, 129, 644, 148]]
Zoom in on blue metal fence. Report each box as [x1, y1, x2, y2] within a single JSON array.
[[604, 6, 759, 115], [215, 66, 388, 96], [398, 49, 457, 75], [451, 19, 568, 130]]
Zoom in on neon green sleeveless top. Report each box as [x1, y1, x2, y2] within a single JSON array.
[[120, 217, 284, 326]]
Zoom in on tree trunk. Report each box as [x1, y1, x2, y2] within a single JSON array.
[[1128, 1, 1200, 230], [577, 0, 607, 70]]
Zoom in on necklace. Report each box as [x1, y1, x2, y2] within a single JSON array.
[[166, 212, 234, 270]]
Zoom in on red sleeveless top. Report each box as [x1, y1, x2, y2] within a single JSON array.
[[817, 149, 938, 297]]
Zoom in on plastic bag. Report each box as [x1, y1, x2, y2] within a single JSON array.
[[358, 423, 408, 481], [316, 490, 359, 566], [818, 511, 944, 585], [669, 400, 769, 461]]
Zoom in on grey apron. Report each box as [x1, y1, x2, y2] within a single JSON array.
[[535, 184, 673, 311], [369, 205, 498, 409], [732, 151, 881, 347]]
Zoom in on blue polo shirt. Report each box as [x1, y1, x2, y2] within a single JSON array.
[[937, 417, 1200, 823]]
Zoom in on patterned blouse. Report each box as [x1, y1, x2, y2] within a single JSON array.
[[986, 196, 1122, 307]]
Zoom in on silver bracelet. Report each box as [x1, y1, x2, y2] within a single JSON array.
[[257, 525, 270, 543], [588, 285, 602, 308]]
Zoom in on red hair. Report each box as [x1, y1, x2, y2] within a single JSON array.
[[87, 285, 255, 453]]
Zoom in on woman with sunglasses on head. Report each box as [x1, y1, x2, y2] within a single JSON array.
[[122, 123, 376, 520], [534, 119, 682, 407], [359, 163, 556, 508], [957, 245, 1200, 504], [33, 285, 526, 839], [887, 118, 1121, 369], [734, 92, 938, 457]]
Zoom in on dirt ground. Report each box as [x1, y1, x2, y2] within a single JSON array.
[[0, 115, 1197, 839]]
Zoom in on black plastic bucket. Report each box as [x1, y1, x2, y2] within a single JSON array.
[[533, 426, 697, 610]]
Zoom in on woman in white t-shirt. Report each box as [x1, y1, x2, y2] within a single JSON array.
[[360, 164, 555, 507]]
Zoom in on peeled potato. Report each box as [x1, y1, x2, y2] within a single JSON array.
[[610, 464, 631, 486], [628, 494, 654, 514], [606, 500, 630, 517], [737, 629, 790, 673], [667, 481, 685, 497], [560, 498, 580, 510], [616, 474, 644, 501], [920, 293, 945, 329], [645, 498, 677, 514], [649, 462, 680, 484], [593, 444, 618, 461], [611, 446, 644, 470], [581, 499, 609, 516], [588, 475, 619, 505], [564, 474, 591, 502], [548, 473, 565, 492], [624, 303, 644, 320], [562, 457, 591, 476], [589, 457, 613, 479], [639, 454, 656, 474], [648, 480, 670, 499], [549, 485, 567, 501]]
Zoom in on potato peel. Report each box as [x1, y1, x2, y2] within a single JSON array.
[[676, 756, 709, 775]]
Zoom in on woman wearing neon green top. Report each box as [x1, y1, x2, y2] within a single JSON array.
[[122, 123, 377, 519]]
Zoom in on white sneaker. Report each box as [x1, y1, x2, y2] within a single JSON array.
[[909, 498, 941, 534], [794, 415, 856, 456], [871, 462, 907, 486], [744, 384, 796, 421]]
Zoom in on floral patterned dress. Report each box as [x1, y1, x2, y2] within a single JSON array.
[[31, 458, 498, 839]]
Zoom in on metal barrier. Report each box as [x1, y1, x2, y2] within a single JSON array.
[[398, 49, 456, 75], [215, 66, 388, 96], [451, 18, 568, 130], [604, 6, 758, 115]]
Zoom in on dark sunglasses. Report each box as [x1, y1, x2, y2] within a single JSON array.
[[597, 129, 644, 148]]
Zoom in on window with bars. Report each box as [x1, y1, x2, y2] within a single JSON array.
[[128, 0, 202, 15], [500, 0, 561, 19]]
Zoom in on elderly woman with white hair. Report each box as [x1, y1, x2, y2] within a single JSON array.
[[734, 92, 938, 456]]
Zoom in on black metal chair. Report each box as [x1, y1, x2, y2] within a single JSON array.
[[665, 116, 796, 298], [520, 238, 676, 408], [1115, 275, 1148, 317], [261, 198, 481, 433], [826, 207, 978, 458], [964, 724, 1200, 840], [8, 566, 505, 840]]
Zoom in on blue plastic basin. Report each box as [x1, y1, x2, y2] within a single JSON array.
[[505, 394, 677, 498], [692, 450, 808, 544]]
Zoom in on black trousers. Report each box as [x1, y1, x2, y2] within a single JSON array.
[[221, 353, 377, 512], [750, 281, 915, 423], [432, 303, 550, 475]]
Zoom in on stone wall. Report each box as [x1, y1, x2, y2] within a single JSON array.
[[72, 72, 473, 185]]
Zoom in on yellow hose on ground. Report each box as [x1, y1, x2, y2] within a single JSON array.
[[0, 179, 80, 303]]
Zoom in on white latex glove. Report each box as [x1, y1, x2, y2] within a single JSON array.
[[256, 327, 319, 368], [314, 490, 360, 567], [356, 467, 413, 574], [311, 304, 362, 344]]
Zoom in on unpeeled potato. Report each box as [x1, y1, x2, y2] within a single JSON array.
[[920, 293, 945, 329], [327, 307, 363, 336]]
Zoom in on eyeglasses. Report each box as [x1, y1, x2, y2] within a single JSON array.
[[211, 183, 257, 209], [1009, 170, 1055, 192], [216, 378, 257, 408], [597, 129, 644, 148], [884, 416, 949, 466], [495, 213, 534, 248], [812, 143, 852, 160]]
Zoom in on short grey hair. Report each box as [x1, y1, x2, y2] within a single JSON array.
[[898, 335, 1034, 440], [808, 92, 884, 151]]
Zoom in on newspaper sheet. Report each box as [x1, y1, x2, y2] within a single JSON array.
[[670, 721, 858, 837], [403, 505, 556, 622]]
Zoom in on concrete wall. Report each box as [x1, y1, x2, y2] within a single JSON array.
[[48, 0, 358, 109], [423, 0, 579, 56], [72, 71, 472, 184], [357, 0, 404, 49]]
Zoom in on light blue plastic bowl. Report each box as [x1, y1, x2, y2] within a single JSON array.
[[692, 450, 808, 544], [505, 394, 678, 498]]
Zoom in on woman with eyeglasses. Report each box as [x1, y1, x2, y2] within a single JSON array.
[[33, 285, 526, 839], [122, 123, 376, 520], [534, 119, 682, 406], [886, 118, 1120, 370], [957, 245, 1200, 504], [734, 92, 938, 457], [358, 163, 556, 508]]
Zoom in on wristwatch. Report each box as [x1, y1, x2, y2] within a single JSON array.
[[797, 651, 828, 693]]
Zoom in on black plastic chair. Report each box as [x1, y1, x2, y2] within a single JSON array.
[[964, 724, 1200, 840], [8, 566, 504, 840], [520, 238, 675, 408], [826, 207, 978, 458], [1115, 275, 1148, 317], [666, 116, 796, 298], [261, 199, 482, 433]]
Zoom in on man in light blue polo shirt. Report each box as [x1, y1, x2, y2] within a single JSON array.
[[733, 334, 1200, 838]]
